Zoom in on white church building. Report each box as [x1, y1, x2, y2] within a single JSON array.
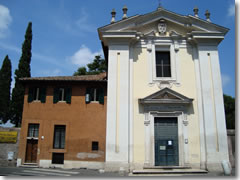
[[98, 5, 230, 173]]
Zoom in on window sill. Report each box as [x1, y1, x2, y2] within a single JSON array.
[[27, 137, 39, 140], [91, 150, 99, 152], [33, 100, 41, 103], [58, 101, 66, 103], [90, 101, 99, 104], [153, 77, 176, 82]]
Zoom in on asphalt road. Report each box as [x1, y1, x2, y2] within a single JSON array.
[[0, 166, 127, 177]]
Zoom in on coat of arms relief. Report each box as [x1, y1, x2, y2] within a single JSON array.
[[158, 19, 167, 34]]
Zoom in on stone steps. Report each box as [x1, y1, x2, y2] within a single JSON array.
[[144, 166, 192, 169], [132, 168, 208, 175], [19, 163, 39, 168], [129, 173, 209, 177]]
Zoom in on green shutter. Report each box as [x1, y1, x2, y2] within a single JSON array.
[[53, 88, 59, 104], [99, 88, 104, 105], [40, 87, 46, 103], [66, 88, 72, 104], [28, 87, 34, 103], [85, 88, 91, 104]]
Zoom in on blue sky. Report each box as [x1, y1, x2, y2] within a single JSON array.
[[0, 0, 236, 97]]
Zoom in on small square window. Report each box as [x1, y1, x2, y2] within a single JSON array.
[[92, 141, 99, 151], [28, 124, 39, 137], [52, 153, 64, 164]]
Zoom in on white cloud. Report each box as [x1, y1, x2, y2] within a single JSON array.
[[54, 7, 95, 36], [75, 8, 96, 33], [69, 45, 102, 66], [32, 52, 67, 69], [0, 42, 21, 53], [221, 74, 231, 87], [39, 69, 61, 76], [227, 3, 235, 17], [0, 42, 69, 69], [0, 4, 12, 38]]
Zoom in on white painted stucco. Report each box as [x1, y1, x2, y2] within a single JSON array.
[[101, 7, 230, 173]]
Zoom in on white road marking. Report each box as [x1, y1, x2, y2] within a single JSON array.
[[31, 168, 79, 174], [23, 170, 71, 176], [12, 172, 44, 176]]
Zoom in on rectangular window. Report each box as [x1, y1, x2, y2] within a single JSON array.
[[28, 87, 46, 103], [53, 125, 66, 149], [85, 88, 104, 104], [156, 51, 171, 77], [52, 153, 64, 164], [53, 87, 71, 104], [59, 88, 66, 101], [27, 124, 39, 138], [91, 88, 99, 102], [33, 88, 40, 101], [92, 141, 99, 151]]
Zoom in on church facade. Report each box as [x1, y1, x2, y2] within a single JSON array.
[[98, 6, 230, 172], [17, 6, 230, 174]]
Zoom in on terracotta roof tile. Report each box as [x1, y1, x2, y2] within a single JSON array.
[[20, 72, 107, 82]]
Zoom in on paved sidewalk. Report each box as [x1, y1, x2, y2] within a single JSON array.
[[0, 166, 235, 177]]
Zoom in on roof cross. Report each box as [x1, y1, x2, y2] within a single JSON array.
[[157, 0, 163, 10]]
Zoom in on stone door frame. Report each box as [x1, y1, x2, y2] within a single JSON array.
[[144, 111, 189, 167]]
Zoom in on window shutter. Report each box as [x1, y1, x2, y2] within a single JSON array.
[[53, 88, 59, 104], [40, 87, 46, 103], [85, 88, 91, 104], [99, 88, 104, 105], [66, 88, 72, 104], [28, 87, 34, 103]]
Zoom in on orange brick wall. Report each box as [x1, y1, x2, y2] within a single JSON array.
[[18, 81, 107, 164]]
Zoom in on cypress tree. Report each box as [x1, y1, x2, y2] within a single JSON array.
[[223, 94, 235, 129], [11, 22, 32, 127], [0, 55, 12, 124]]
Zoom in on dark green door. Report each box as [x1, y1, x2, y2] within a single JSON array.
[[154, 117, 179, 166]]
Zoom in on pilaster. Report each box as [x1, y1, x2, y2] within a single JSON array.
[[105, 43, 130, 163], [192, 45, 207, 169], [197, 44, 230, 168]]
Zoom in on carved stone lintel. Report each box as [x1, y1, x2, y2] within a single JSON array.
[[144, 105, 185, 112]]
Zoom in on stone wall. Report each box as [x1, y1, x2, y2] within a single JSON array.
[[0, 127, 21, 167], [227, 129, 235, 168]]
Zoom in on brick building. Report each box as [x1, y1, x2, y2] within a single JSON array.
[[17, 73, 107, 169]]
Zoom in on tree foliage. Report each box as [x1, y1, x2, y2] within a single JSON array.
[[223, 94, 235, 129], [10, 22, 32, 127], [0, 55, 12, 123], [73, 55, 106, 76]]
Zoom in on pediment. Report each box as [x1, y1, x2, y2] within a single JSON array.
[[139, 88, 193, 104], [98, 7, 228, 37]]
